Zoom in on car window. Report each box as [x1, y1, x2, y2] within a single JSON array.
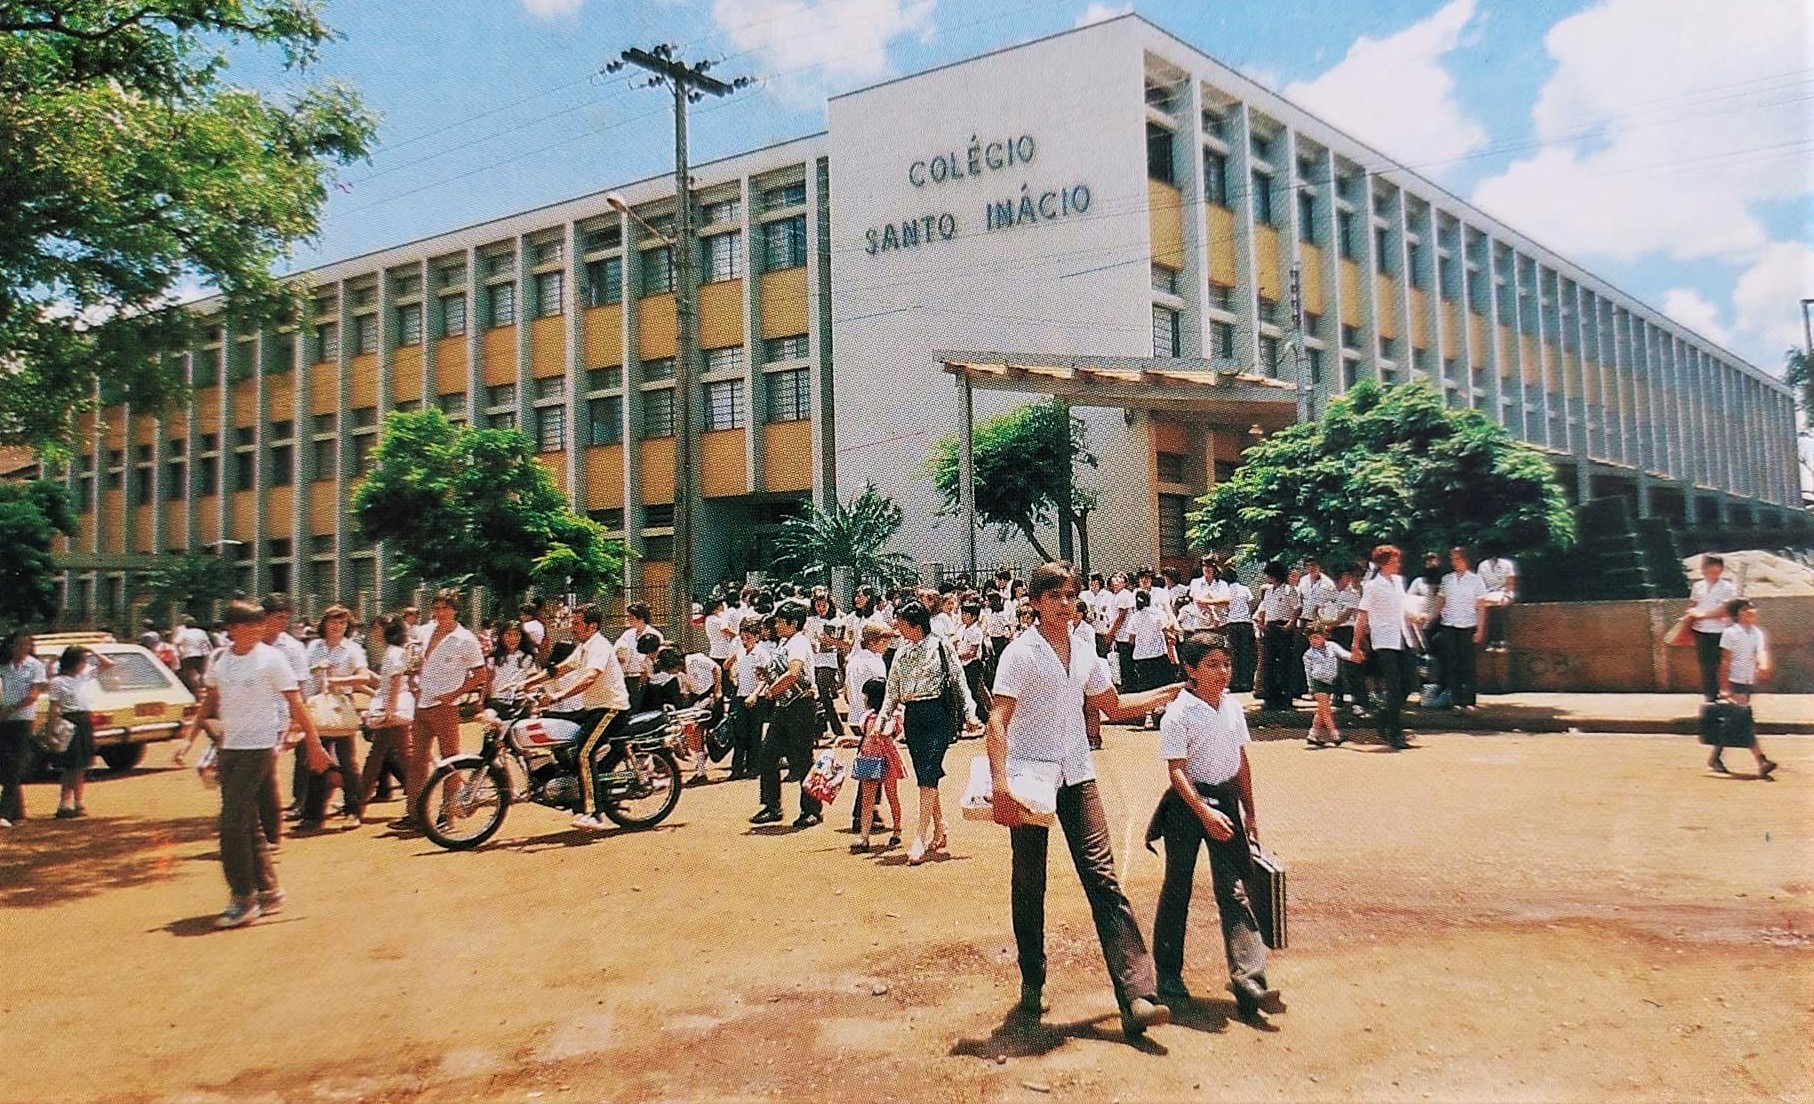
[[97, 652, 178, 693]]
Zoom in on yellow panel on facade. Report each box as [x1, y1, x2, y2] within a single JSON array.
[[762, 420, 812, 493], [1300, 243, 1325, 316], [639, 437, 676, 504], [269, 383, 295, 422], [231, 379, 256, 418], [163, 502, 185, 547], [1374, 274, 1398, 339], [1409, 288, 1430, 350], [194, 391, 221, 433], [347, 353, 379, 408], [481, 326, 516, 387], [392, 347, 424, 406], [759, 270, 809, 341], [583, 305, 622, 367], [640, 293, 679, 362], [1339, 261, 1362, 327], [1206, 204, 1236, 288], [308, 486, 336, 535], [701, 429, 749, 498], [195, 506, 219, 547], [103, 406, 127, 447], [268, 485, 293, 525], [309, 365, 336, 414], [1253, 225, 1281, 302], [101, 490, 124, 553], [531, 316, 565, 378], [433, 337, 466, 396], [1442, 302, 1461, 360], [1469, 315, 1488, 368], [698, 280, 746, 350], [537, 452, 569, 493], [1521, 336, 1539, 385], [1148, 180, 1184, 271], [231, 491, 256, 537], [584, 444, 624, 510]]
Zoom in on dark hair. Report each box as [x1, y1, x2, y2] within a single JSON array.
[[1221, 566, 1239, 584], [1027, 561, 1077, 602], [774, 601, 808, 628], [259, 592, 293, 616], [636, 631, 662, 655], [571, 604, 601, 628], [652, 645, 684, 673], [2, 630, 30, 660], [57, 644, 90, 675], [378, 615, 407, 648], [1725, 598, 1753, 619], [863, 677, 887, 711], [493, 620, 537, 662], [1134, 589, 1152, 610], [810, 587, 839, 617], [960, 602, 982, 619], [1176, 630, 1232, 669], [891, 599, 932, 635], [1263, 560, 1288, 584], [518, 603, 540, 618], [738, 615, 763, 637], [705, 595, 727, 614], [1702, 554, 1724, 569], [222, 599, 266, 627], [626, 602, 652, 624]]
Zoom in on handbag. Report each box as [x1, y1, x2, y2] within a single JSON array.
[[803, 749, 847, 805], [850, 754, 887, 781], [937, 638, 966, 741], [36, 713, 75, 755], [306, 691, 362, 737], [1663, 616, 1696, 648], [705, 714, 735, 763]]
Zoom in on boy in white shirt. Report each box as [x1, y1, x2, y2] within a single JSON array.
[[1685, 555, 1740, 704], [1711, 599, 1778, 778]]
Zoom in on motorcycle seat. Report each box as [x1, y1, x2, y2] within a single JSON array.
[[618, 709, 669, 740]]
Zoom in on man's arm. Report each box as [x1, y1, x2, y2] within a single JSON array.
[[767, 657, 807, 699], [283, 688, 331, 772], [1086, 681, 1183, 722], [1352, 609, 1370, 662], [986, 693, 1022, 828], [1233, 747, 1257, 841]]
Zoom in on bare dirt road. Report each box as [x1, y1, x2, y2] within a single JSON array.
[[3, 728, 1810, 1104]]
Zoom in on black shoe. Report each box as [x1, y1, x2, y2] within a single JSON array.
[[1120, 996, 1170, 1039], [1156, 977, 1193, 1003], [793, 811, 822, 829], [1231, 983, 1285, 1018], [1708, 760, 1730, 775], [749, 807, 782, 825], [1759, 759, 1778, 779], [1017, 984, 1051, 1017]]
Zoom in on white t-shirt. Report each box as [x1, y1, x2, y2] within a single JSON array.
[[992, 625, 1113, 787], [520, 618, 548, 652], [1719, 624, 1767, 684], [555, 631, 630, 712], [930, 611, 958, 641], [1690, 577, 1739, 635], [274, 632, 313, 698], [1358, 573, 1408, 650], [175, 626, 213, 660], [616, 626, 662, 678], [1479, 557, 1518, 596], [1223, 582, 1254, 625], [1109, 588, 1138, 642], [1188, 576, 1228, 619], [206, 642, 297, 750], [1128, 606, 1170, 660], [731, 640, 768, 696], [805, 615, 841, 669], [983, 606, 1016, 640], [955, 621, 986, 663], [704, 611, 738, 660], [1159, 687, 1249, 787], [304, 638, 365, 690], [1438, 571, 1489, 628], [845, 647, 887, 730], [368, 645, 413, 718], [2, 656, 48, 723], [682, 653, 720, 700]]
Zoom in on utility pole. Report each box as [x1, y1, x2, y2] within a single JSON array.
[[607, 45, 749, 649], [1289, 261, 1309, 424]]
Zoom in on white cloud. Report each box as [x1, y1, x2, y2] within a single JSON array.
[[1662, 288, 1734, 348], [1284, 0, 1487, 174], [1074, 2, 1131, 29], [1733, 242, 1814, 363], [711, 0, 937, 108], [1472, 0, 1811, 264], [520, 0, 583, 16]]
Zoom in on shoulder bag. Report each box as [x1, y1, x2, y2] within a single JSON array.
[[937, 637, 967, 741]]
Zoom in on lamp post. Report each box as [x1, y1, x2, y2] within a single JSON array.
[[605, 46, 749, 648]]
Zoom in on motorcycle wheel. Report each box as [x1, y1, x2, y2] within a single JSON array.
[[416, 762, 512, 850], [598, 745, 681, 829]]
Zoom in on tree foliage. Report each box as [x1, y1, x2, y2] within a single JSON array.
[[0, 479, 79, 629], [0, 0, 376, 452], [139, 549, 238, 626], [351, 411, 624, 609], [1190, 379, 1574, 567], [927, 399, 1097, 563], [770, 482, 918, 587]]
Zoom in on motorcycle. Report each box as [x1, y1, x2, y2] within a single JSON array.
[[414, 693, 710, 851]]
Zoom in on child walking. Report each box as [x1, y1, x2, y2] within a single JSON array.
[[1145, 631, 1280, 1020], [1301, 622, 1353, 748], [1712, 599, 1779, 778], [850, 678, 905, 854]]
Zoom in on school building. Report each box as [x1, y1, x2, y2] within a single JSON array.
[[46, 14, 1806, 626]]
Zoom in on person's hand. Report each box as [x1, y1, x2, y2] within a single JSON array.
[[1351, 645, 1366, 664], [1473, 628, 1485, 646], [1199, 806, 1235, 841], [305, 742, 332, 774], [991, 790, 1024, 828], [1245, 817, 1259, 843]]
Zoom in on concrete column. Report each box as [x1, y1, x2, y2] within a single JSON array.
[[332, 278, 351, 604], [1227, 104, 1262, 375], [563, 221, 583, 512], [1177, 81, 1210, 362]]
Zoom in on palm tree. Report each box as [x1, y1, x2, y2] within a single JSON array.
[[770, 483, 918, 586]]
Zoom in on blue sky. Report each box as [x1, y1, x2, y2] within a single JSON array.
[[240, 0, 1812, 373]]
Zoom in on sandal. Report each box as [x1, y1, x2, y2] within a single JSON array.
[[930, 830, 948, 854]]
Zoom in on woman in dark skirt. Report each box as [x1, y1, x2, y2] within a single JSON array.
[[879, 600, 977, 866], [47, 645, 113, 818]]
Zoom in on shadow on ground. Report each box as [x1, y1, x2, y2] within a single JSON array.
[[0, 814, 217, 909]]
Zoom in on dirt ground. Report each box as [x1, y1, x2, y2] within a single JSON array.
[[3, 726, 1810, 1104]]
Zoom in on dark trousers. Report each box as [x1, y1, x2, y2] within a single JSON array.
[[218, 748, 279, 900], [301, 734, 361, 821], [1330, 626, 1359, 706], [1009, 780, 1157, 1010], [729, 695, 763, 777], [0, 720, 30, 822], [964, 660, 991, 725], [358, 725, 409, 808], [1371, 648, 1413, 746], [1152, 795, 1268, 997], [1227, 624, 1256, 693], [1288, 629, 1310, 698], [259, 752, 283, 846], [1695, 631, 1723, 702], [1438, 625, 1478, 707], [1260, 624, 1294, 708], [1114, 640, 1135, 687], [813, 667, 846, 738], [759, 697, 821, 817]]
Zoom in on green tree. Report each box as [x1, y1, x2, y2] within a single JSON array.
[[1785, 347, 1813, 488], [770, 482, 918, 587], [0, 480, 79, 629], [138, 550, 238, 626], [1190, 379, 1574, 566], [927, 399, 1097, 563], [351, 410, 624, 610], [0, 1, 376, 452]]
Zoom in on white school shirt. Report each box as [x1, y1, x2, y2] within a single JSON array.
[[1479, 557, 1517, 596], [930, 611, 959, 641], [955, 620, 986, 663], [175, 625, 213, 660], [553, 631, 631, 713], [805, 615, 842, 670], [1302, 640, 1353, 685], [1437, 571, 1488, 629], [845, 647, 888, 730], [1128, 606, 1170, 660], [520, 618, 547, 653], [2, 657, 48, 723], [983, 606, 1016, 640], [1159, 687, 1249, 787], [368, 646, 411, 717], [304, 638, 365, 690], [1223, 582, 1254, 625], [1256, 584, 1301, 626], [1689, 577, 1739, 635], [1299, 574, 1340, 623], [1188, 576, 1228, 620], [206, 642, 297, 750], [732, 640, 769, 697], [1109, 588, 1138, 642], [1719, 624, 1767, 684], [274, 632, 314, 698], [992, 625, 1113, 787], [1357, 573, 1408, 650], [417, 624, 485, 709], [704, 611, 738, 660]]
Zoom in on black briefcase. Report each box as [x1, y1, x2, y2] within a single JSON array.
[[1699, 702, 1755, 748], [1247, 844, 1288, 950]]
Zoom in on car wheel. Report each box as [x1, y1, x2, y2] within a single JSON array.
[[98, 743, 147, 771]]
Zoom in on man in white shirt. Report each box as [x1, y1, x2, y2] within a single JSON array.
[[1188, 556, 1230, 626], [545, 604, 632, 830], [1477, 550, 1518, 650], [988, 562, 1181, 1040], [1106, 573, 1137, 685], [186, 600, 330, 929], [517, 603, 549, 663], [1351, 545, 1412, 750], [262, 594, 314, 828], [409, 590, 488, 830], [1685, 555, 1740, 703], [1432, 546, 1489, 710], [174, 615, 213, 693], [751, 602, 822, 829]]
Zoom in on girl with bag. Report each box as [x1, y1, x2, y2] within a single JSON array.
[[850, 677, 905, 854], [880, 600, 978, 866], [300, 606, 369, 829], [46, 645, 112, 818], [356, 616, 415, 822]]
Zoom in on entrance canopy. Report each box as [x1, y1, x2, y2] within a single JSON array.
[[936, 349, 1300, 574]]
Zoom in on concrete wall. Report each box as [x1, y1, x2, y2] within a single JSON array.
[[1497, 597, 1814, 694]]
